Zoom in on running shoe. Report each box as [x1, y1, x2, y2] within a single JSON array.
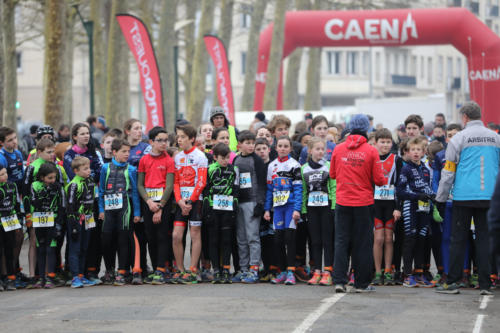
[[308, 271, 322, 285], [348, 272, 355, 286], [132, 272, 143, 285], [169, 271, 183, 284], [25, 277, 37, 289], [403, 275, 418, 288], [490, 276, 497, 290], [222, 269, 232, 284], [260, 273, 273, 283], [423, 270, 434, 283], [71, 276, 83, 288], [242, 270, 259, 284], [151, 271, 166, 285], [294, 266, 310, 283], [212, 271, 222, 284], [435, 282, 460, 294], [285, 270, 296, 285], [480, 289, 493, 295], [355, 285, 376, 293], [319, 271, 333, 286], [416, 274, 434, 288], [87, 272, 103, 285], [16, 271, 29, 282], [231, 271, 244, 283], [470, 274, 479, 289], [15, 276, 27, 289], [44, 277, 55, 289], [371, 272, 383, 286], [0, 280, 4, 291], [271, 271, 287, 284], [5, 279, 16, 291], [384, 272, 394, 286], [201, 268, 214, 283], [113, 274, 126, 286], [431, 273, 442, 286], [33, 278, 44, 289], [82, 276, 97, 287], [179, 271, 198, 284], [143, 272, 155, 284], [459, 274, 471, 288], [53, 275, 66, 287], [393, 271, 403, 285], [335, 284, 346, 293], [101, 270, 115, 285]]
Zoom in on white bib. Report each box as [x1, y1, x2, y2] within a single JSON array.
[[32, 212, 55, 228], [105, 193, 123, 210], [239, 172, 252, 189], [146, 188, 164, 202], [1, 215, 21, 232], [374, 185, 395, 200], [273, 191, 290, 207], [213, 194, 234, 211], [307, 191, 328, 207]]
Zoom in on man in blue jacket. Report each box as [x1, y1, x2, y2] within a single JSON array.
[[435, 101, 500, 295]]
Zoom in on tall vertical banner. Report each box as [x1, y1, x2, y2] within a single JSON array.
[[204, 35, 236, 126], [116, 14, 164, 131]]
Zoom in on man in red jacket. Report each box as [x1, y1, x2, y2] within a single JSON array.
[[330, 114, 385, 293]]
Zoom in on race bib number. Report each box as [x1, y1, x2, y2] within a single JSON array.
[[308, 191, 328, 207], [146, 188, 164, 202], [417, 200, 430, 213], [213, 194, 234, 211], [105, 193, 123, 210], [32, 212, 55, 228], [85, 215, 96, 230], [1, 215, 21, 232], [273, 191, 290, 207], [180, 187, 194, 200], [240, 173, 252, 189], [374, 185, 395, 200]]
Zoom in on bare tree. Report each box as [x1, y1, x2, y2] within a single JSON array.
[[105, 0, 129, 128], [0, 0, 4, 124], [186, 0, 215, 127], [262, 0, 287, 111], [157, 0, 178, 131], [240, 0, 267, 111], [181, 0, 197, 109], [2, 0, 18, 128], [91, 0, 107, 116], [62, 2, 76, 125], [283, 0, 310, 110], [304, 0, 323, 111]]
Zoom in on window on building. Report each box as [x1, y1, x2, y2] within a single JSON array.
[[327, 51, 342, 75], [393, 53, 399, 74], [346, 51, 358, 75], [402, 54, 408, 75], [241, 52, 246, 75], [456, 57, 462, 78], [411, 55, 417, 76], [428, 57, 433, 85], [362, 51, 369, 76], [375, 52, 381, 81], [447, 57, 453, 80], [240, 4, 252, 28], [16, 52, 22, 72], [420, 56, 425, 79], [437, 56, 444, 82]]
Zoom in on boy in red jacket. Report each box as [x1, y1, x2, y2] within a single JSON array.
[[330, 114, 385, 293]]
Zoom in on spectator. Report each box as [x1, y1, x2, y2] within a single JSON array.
[[249, 111, 268, 133], [304, 113, 313, 131], [209, 106, 239, 152], [56, 124, 71, 143], [435, 113, 446, 127]]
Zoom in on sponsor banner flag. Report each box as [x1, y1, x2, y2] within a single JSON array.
[[204, 34, 236, 126], [116, 14, 164, 131]]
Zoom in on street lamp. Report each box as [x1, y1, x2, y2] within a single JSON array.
[[73, 5, 95, 116]]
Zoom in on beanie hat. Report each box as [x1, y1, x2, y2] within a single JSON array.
[[210, 106, 226, 121], [97, 116, 106, 127], [255, 111, 266, 122], [348, 114, 370, 133]]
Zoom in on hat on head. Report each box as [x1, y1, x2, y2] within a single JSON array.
[[304, 112, 313, 120], [255, 111, 266, 122], [397, 124, 406, 133], [348, 114, 370, 133], [210, 106, 227, 121], [97, 116, 106, 127]]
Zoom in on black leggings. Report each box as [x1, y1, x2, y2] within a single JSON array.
[[295, 220, 309, 266], [144, 204, 172, 271], [307, 207, 334, 271], [208, 211, 233, 271], [86, 201, 102, 274], [274, 228, 296, 270], [35, 227, 57, 277], [402, 206, 429, 275], [102, 200, 133, 272], [0, 227, 16, 277]]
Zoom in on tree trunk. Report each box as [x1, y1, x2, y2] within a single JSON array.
[[44, 0, 67, 129], [186, 0, 215, 127], [181, 0, 197, 111], [304, 0, 322, 111], [240, 0, 267, 111], [212, 0, 234, 106], [283, 0, 310, 110], [262, 0, 287, 111], [2, 0, 18, 129], [62, 2, 75, 125], [0, 0, 4, 125], [105, 0, 129, 129], [158, 0, 178, 132], [91, 0, 107, 116]]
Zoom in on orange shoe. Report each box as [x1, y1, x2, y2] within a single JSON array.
[[319, 271, 333, 286], [308, 271, 322, 285]]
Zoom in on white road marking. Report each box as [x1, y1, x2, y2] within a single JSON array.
[[472, 314, 486, 333], [293, 293, 345, 333], [479, 296, 492, 310]]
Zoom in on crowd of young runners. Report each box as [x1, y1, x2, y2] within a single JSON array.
[[0, 103, 499, 295]]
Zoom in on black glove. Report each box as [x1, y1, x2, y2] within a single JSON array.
[[253, 203, 264, 217], [417, 193, 429, 201]]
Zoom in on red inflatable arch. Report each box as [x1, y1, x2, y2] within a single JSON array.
[[253, 8, 500, 124]]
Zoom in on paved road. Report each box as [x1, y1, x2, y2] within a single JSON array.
[[1, 282, 498, 332]]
